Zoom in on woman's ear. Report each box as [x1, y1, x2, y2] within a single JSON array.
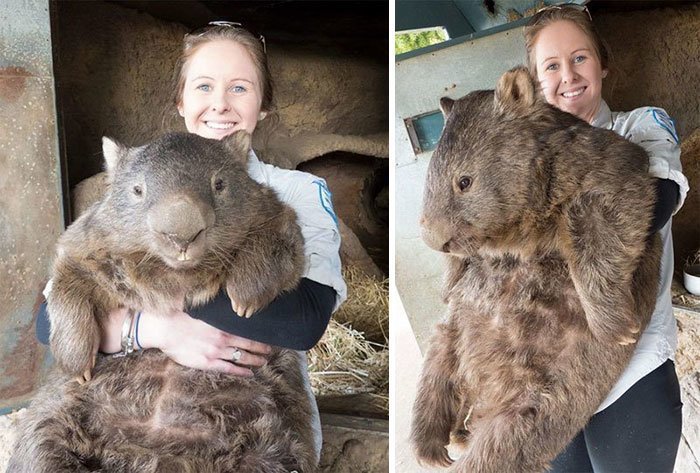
[[602, 69, 609, 79], [258, 111, 268, 121], [177, 103, 185, 117]]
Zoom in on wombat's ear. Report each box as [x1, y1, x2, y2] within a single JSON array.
[[494, 66, 536, 118], [102, 137, 128, 174], [440, 97, 455, 118], [222, 130, 252, 162]]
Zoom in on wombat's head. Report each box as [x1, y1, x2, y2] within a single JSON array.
[[421, 67, 560, 256], [102, 131, 255, 269]]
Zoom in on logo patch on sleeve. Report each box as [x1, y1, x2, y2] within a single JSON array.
[[650, 109, 679, 144], [312, 179, 338, 226]]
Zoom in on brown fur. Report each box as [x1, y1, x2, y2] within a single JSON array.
[[412, 67, 662, 472], [9, 131, 315, 472]]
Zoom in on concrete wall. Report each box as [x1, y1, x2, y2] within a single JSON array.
[[395, 27, 524, 348], [0, 0, 63, 413]]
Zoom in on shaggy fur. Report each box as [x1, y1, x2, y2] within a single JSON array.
[[8, 131, 315, 472], [411, 67, 662, 472]]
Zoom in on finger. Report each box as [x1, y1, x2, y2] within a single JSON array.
[[228, 336, 272, 355], [244, 306, 257, 318], [208, 359, 254, 377], [83, 368, 92, 382], [222, 348, 267, 368]]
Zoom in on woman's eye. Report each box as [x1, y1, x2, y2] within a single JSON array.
[[545, 63, 558, 72], [231, 85, 247, 93], [196, 84, 211, 92], [457, 176, 472, 192], [574, 55, 586, 63]]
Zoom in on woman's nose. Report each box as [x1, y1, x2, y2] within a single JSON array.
[[561, 64, 578, 84], [211, 92, 230, 112]]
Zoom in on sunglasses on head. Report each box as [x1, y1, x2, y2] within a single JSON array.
[[188, 21, 267, 53], [534, 3, 592, 22]]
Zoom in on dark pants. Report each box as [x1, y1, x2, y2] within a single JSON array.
[[548, 359, 682, 473]]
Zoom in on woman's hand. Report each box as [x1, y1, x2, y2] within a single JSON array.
[[99, 306, 271, 377]]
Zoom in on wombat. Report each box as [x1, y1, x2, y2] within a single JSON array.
[[8, 131, 316, 473], [411, 67, 662, 472]]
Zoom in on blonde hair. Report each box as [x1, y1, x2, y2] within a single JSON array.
[[523, 5, 611, 79], [170, 25, 273, 113]]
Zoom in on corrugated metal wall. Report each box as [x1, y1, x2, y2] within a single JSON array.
[[0, 0, 63, 413]]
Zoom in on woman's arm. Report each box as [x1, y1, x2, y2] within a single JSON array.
[[35, 278, 335, 370], [650, 178, 679, 235], [190, 278, 336, 350]]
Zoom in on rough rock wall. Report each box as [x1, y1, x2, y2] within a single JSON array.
[[595, 6, 700, 270], [673, 130, 700, 270], [596, 6, 700, 140]]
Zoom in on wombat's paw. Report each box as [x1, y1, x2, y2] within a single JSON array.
[[588, 318, 639, 347], [226, 281, 271, 319], [414, 441, 454, 468], [52, 330, 99, 379], [230, 299, 259, 319]]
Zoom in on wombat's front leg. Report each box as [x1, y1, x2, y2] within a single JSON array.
[[48, 260, 101, 379], [411, 322, 463, 468], [562, 193, 652, 346], [226, 207, 304, 317]]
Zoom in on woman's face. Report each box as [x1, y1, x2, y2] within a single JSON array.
[[178, 39, 264, 140], [533, 20, 606, 123]]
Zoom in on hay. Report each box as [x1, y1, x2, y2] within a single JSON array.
[[308, 320, 389, 413], [333, 266, 389, 343]]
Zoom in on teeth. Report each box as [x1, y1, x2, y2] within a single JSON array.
[[562, 88, 585, 98], [205, 121, 235, 130], [177, 251, 189, 261]]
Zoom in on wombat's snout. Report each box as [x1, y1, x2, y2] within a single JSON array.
[[147, 193, 215, 264], [420, 214, 453, 253]]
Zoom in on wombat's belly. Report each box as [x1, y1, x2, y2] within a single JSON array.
[[81, 349, 294, 453], [452, 255, 593, 404]]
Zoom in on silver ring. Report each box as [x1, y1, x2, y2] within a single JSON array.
[[231, 347, 242, 362]]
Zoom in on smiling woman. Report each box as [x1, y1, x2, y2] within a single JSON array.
[[177, 39, 266, 137], [531, 20, 607, 123]]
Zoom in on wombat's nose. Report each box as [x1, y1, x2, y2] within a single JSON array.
[[420, 213, 454, 253], [147, 194, 214, 249], [164, 230, 204, 251]]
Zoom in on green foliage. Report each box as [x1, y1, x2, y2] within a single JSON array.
[[395, 28, 448, 55]]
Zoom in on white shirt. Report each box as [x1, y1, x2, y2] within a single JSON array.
[[591, 100, 689, 412], [247, 150, 347, 311]]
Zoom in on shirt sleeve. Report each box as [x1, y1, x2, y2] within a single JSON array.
[[254, 161, 347, 311], [624, 107, 689, 214], [189, 278, 337, 350]]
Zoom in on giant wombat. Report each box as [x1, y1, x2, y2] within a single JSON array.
[[411, 67, 662, 472], [9, 131, 315, 472]]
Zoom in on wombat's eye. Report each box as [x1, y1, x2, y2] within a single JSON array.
[[214, 178, 225, 192], [457, 176, 472, 192], [133, 185, 143, 196]]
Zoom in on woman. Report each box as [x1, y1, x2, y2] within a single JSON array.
[[37, 22, 346, 462], [524, 5, 689, 472]]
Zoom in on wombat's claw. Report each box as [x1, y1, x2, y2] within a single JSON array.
[[416, 447, 453, 469], [75, 368, 92, 385], [74, 346, 98, 385], [618, 336, 637, 346], [231, 300, 258, 318]]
